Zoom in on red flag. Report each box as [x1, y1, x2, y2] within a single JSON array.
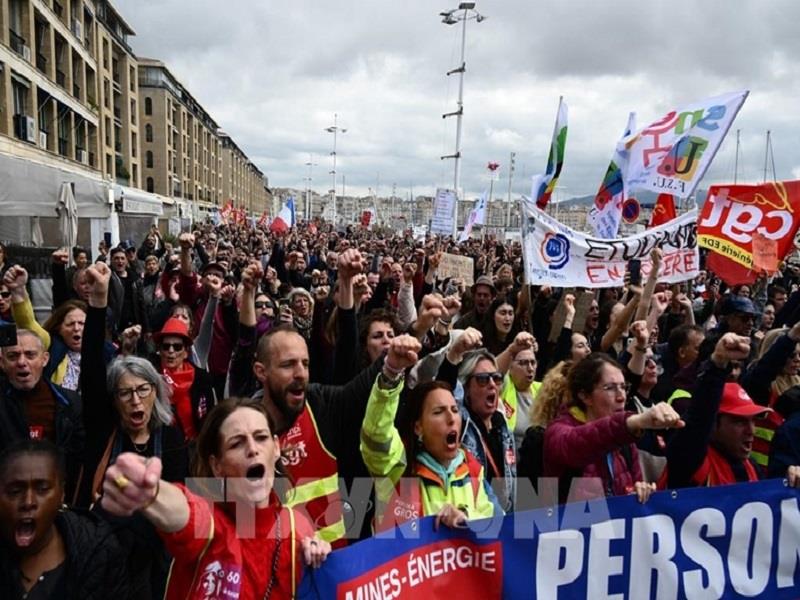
[[698, 180, 800, 285], [257, 211, 268, 227], [649, 193, 676, 227]]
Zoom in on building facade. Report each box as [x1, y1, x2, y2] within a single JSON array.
[[138, 58, 222, 206], [138, 61, 269, 214]]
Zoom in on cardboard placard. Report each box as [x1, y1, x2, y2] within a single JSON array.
[[437, 253, 474, 286], [571, 290, 596, 335], [548, 288, 575, 343], [752, 232, 779, 274]]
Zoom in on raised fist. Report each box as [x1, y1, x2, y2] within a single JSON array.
[[386, 334, 422, 371], [178, 233, 195, 251]]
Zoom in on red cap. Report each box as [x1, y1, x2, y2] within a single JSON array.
[[719, 383, 772, 417], [154, 317, 193, 345]]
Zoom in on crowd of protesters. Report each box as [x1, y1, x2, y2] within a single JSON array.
[[0, 218, 799, 599]]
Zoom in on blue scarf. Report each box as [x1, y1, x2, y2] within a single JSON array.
[[416, 449, 465, 488]]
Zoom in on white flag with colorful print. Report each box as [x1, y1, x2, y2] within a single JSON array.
[[621, 90, 748, 198]]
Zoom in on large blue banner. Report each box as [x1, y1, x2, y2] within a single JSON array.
[[298, 480, 800, 599]]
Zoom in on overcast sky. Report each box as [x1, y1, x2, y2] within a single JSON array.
[[114, 0, 800, 201]]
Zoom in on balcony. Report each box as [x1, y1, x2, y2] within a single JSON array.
[[9, 30, 26, 57], [56, 69, 66, 88], [36, 53, 47, 73]]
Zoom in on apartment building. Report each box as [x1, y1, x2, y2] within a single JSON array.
[[1, 0, 102, 168], [138, 58, 222, 207], [95, 0, 138, 187], [139, 61, 269, 215], [0, 0, 138, 183], [220, 132, 269, 214]]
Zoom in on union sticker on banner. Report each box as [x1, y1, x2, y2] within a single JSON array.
[[520, 197, 698, 288]]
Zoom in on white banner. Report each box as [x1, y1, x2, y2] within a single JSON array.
[[621, 90, 748, 198], [431, 188, 457, 236], [520, 198, 698, 288]]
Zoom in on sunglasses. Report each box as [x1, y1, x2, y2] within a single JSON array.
[[255, 301, 273, 309], [0, 291, 10, 298], [471, 372, 504, 386], [160, 342, 185, 352]]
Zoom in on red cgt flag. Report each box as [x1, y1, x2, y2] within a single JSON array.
[[649, 193, 676, 227], [698, 180, 800, 285]]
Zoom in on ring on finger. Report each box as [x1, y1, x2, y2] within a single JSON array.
[[114, 474, 131, 490]]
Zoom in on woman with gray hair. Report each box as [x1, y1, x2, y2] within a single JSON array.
[[434, 327, 517, 512], [76, 262, 189, 508]]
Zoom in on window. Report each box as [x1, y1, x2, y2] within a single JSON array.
[[146, 177, 154, 193], [130, 99, 136, 124], [131, 132, 137, 157], [146, 150, 153, 168], [11, 77, 28, 115], [145, 123, 153, 142], [144, 97, 152, 116]]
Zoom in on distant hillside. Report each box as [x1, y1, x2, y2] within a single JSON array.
[[558, 188, 709, 209]]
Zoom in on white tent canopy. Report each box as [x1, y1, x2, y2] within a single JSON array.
[[0, 154, 110, 218]]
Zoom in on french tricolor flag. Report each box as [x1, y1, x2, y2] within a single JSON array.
[[270, 196, 296, 233]]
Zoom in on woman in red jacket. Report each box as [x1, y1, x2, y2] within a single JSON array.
[[100, 397, 330, 600], [543, 353, 684, 504]]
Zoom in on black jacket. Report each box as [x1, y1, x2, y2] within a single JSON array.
[[0, 510, 132, 600], [0, 378, 84, 501]]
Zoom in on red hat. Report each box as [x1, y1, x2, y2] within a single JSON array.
[[154, 317, 193, 345], [719, 383, 772, 417]]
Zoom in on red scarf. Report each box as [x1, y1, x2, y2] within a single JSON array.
[[163, 362, 196, 439]]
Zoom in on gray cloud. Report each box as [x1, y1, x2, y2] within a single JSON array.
[[115, 0, 800, 200]]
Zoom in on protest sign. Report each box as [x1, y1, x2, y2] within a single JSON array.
[[520, 198, 698, 288], [752, 232, 779, 274], [300, 480, 800, 600], [547, 288, 574, 343], [431, 188, 457, 236], [438, 253, 474, 286]]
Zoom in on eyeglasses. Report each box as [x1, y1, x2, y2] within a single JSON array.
[[0, 291, 10, 298], [255, 301, 273, 309], [160, 342, 185, 352], [514, 359, 536, 368], [471, 372, 504, 386], [598, 383, 628, 395], [116, 383, 154, 402]]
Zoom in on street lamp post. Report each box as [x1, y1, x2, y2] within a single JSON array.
[[440, 2, 486, 238], [325, 114, 347, 225], [304, 154, 317, 221]]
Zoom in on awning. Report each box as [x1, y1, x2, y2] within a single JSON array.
[[114, 184, 164, 216], [0, 153, 110, 218]]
